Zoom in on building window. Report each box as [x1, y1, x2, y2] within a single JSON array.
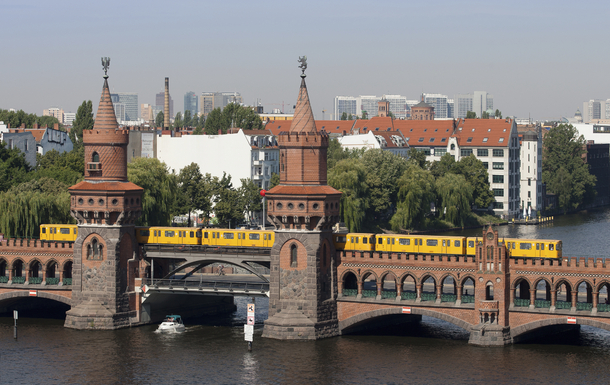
[[493, 175, 504, 183], [528, 178, 531, 186], [493, 189, 504, 197], [461, 149, 473, 157], [528, 191, 531, 198], [494, 202, 504, 209], [435, 148, 447, 157], [492, 162, 504, 170], [482, 162, 488, 169], [92, 152, 100, 162], [477, 149, 488, 157], [290, 244, 298, 268], [492, 149, 503, 157]]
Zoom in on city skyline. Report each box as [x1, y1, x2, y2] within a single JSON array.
[[2, 0, 609, 122]]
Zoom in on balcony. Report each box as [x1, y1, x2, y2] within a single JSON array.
[[87, 162, 102, 175]]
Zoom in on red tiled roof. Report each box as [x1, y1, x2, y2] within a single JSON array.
[[266, 185, 341, 196], [93, 78, 119, 130], [69, 181, 143, 192], [289, 77, 317, 133], [25, 129, 45, 142]]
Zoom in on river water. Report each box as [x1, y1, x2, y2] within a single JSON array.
[[3, 208, 610, 384]]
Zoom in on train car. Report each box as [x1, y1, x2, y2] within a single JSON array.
[[40, 224, 78, 242], [140, 227, 202, 245], [466, 237, 482, 255], [333, 233, 376, 252], [376, 234, 466, 255], [201, 229, 274, 248], [503, 238, 562, 259]]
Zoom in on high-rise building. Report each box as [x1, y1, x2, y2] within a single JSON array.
[[156, 92, 174, 119], [141, 103, 154, 122], [454, 94, 473, 119], [113, 102, 126, 122], [64, 112, 76, 126], [582, 99, 609, 123], [334, 95, 407, 120], [199, 92, 242, 116], [110, 92, 138, 122], [43, 108, 64, 123], [359, 95, 381, 119], [184, 91, 198, 117], [423, 94, 449, 119], [200, 93, 214, 116], [454, 92, 493, 119], [334, 96, 357, 120], [383, 95, 407, 119]]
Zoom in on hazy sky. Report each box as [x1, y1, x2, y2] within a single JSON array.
[[2, 0, 609, 121]]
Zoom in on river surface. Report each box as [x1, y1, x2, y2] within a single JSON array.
[[3, 208, 610, 384]]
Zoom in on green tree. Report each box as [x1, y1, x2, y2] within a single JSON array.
[[195, 114, 205, 130], [436, 173, 473, 227], [429, 152, 456, 179], [390, 164, 436, 231], [542, 124, 597, 212], [204, 104, 262, 135], [407, 147, 428, 169], [183, 110, 192, 128], [239, 178, 263, 224], [341, 112, 348, 120], [0, 142, 31, 192], [128, 157, 178, 226], [269, 172, 280, 189], [466, 111, 477, 119], [212, 173, 244, 227], [452, 154, 495, 209], [387, 111, 395, 119], [173, 111, 183, 129], [155, 111, 164, 128], [34, 148, 84, 186], [361, 149, 408, 219], [348, 114, 354, 120], [481, 111, 490, 119], [176, 163, 205, 227], [69, 101, 94, 150], [328, 158, 369, 232], [327, 138, 363, 169], [362, 111, 368, 120], [192, 126, 204, 135], [495, 109, 502, 119]]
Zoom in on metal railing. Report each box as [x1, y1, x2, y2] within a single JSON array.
[[29, 277, 43, 285], [441, 294, 457, 303], [361, 289, 377, 298], [63, 278, 72, 285], [342, 289, 358, 297], [142, 278, 269, 294], [514, 298, 530, 307], [143, 244, 271, 256], [0, 276, 8, 283], [534, 299, 551, 308], [401, 292, 417, 300], [46, 277, 60, 285], [555, 300, 571, 309], [381, 290, 397, 299], [420, 293, 437, 302], [462, 295, 475, 303]]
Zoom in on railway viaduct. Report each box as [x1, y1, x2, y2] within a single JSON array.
[[1, 62, 610, 345]]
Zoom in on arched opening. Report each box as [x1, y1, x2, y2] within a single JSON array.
[[0, 259, 7, 283], [342, 271, 358, 297], [380, 272, 397, 299], [534, 279, 551, 308], [290, 244, 298, 268], [400, 275, 417, 300], [461, 277, 475, 303], [555, 280, 572, 310], [29, 261, 42, 284], [441, 275, 457, 302], [421, 275, 437, 302], [514, 278, 531, 307], [361, 272, 377, 298], [46, 261, 59, 285], [485, 281, 494, 300], [576, 281, 594, 311], [63, 261, 73, 285], [598, 283, 610, 312], [12, 260, 24, 283], [92, 151, 100, 163]]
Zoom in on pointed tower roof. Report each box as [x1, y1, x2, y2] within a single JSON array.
[[289, 75, 317, 133], [93, 77, 119, 130]]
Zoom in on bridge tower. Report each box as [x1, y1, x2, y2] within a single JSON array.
[[469, 226, 511, 345], [64, 62, 143, 329], [262, 60, 342, 340]]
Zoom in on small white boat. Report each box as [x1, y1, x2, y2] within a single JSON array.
[[157, 315, 186, 333]]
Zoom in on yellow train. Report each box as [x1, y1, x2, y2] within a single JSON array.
[[40, 224, 562, 259]]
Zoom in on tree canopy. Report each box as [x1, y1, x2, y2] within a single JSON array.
[[69, 101, 94, 151], [204, 104, 262, 134], [0, 109, 62, 131], [328, 158, 369, 232], [542, 124, 596, 212]]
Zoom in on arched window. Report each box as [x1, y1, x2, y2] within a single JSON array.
[[87, 237, 103, 260], [290, 244, 298, 268], [92, 152, 100, 163], [486, 281, 494, 300], [450, 144, 455, 150]]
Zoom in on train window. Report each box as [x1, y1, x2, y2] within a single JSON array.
[[442, 240, 446, 247], [42, 227, 46, 234], [536, 243, 539, 250], [520, 243, 531, 250], [212, 232, 215, 239], [165, 231, 175, 237], [204, 232, 208, 238], [541, 244, 544, 250], [356, 237, 359, 243], [242, 233, 245, 239], [378, 238, 383, 244], [369, 237, 374, 244], [512, 243, 516, 249], [153, 230, 157, 236], [337, 236, 346, 243], [249, 233, 260, 240], [190, 231, 194, 238], [557, 243, 562, 251], [140, 230, 150, 236], [223, 233, 234, 239], [363, 237, 367, 244], [196, 231, 201, 238], [264, 234, 267, 240], [427, 239, 438, 246], [74, 228, 77, 234], [392, 238, 395, 245], [387, 238, 391, 245], [351, 237, 354, 243], [399, 239, 410, 245], [454, 240, 460, 247], [468, 240, 474, 248], [238, 233, 241, 239]]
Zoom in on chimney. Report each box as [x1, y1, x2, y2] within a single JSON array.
[[164, 77, 170, 129], [218, 129, 222, 135], [54, 123, 59, 130], [21, 123, 25, 128], [33, 123, 39, 129]]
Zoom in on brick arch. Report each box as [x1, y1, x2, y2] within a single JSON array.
[[339, 306, 473, 334], [279, 239, 307, 271], [360, 270, 378, 282], [439, 273, 457, 285], [61, 259, 73, 271], [533, 277, 552, 288], [9, 258, 25, 270], [43, 258, 61, 269], [340, 269, 359, 282], [511, 276, 532, 289], [511, 318, 610, 340], [399, 272, 418, 286], [420, 273, 438, 285], [553, 278, 573, 292], [82, 232, 107, 261], [28, 258, 44, 270], [595, 280, 610, 293], [574, 278, 594, 291], [380, 271, 397, 283], [459, 274, 476, 288], [0, 290, 72, 306]]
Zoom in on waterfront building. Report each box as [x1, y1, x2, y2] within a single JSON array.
[[518, 126, 543, 216], [0, 130, 36, 167], [586, 142, 610, 206]]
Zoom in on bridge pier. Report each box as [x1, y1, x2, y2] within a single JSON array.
[[468, 324, 512, 346]]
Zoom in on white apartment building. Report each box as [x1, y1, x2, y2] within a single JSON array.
[[519, 128, 543, 216], [423, 94, 449, 119], [337, 129, 409, 158], [334, 95, 408, 120]]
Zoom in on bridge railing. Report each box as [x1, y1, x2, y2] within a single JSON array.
[[141, 278, 269, 293], [143, 244, 271, 256]]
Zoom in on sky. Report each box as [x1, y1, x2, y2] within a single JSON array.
[[2, 0, 610, 122]]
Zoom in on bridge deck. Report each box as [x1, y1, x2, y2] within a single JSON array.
[[138, 278, 270, 302]]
